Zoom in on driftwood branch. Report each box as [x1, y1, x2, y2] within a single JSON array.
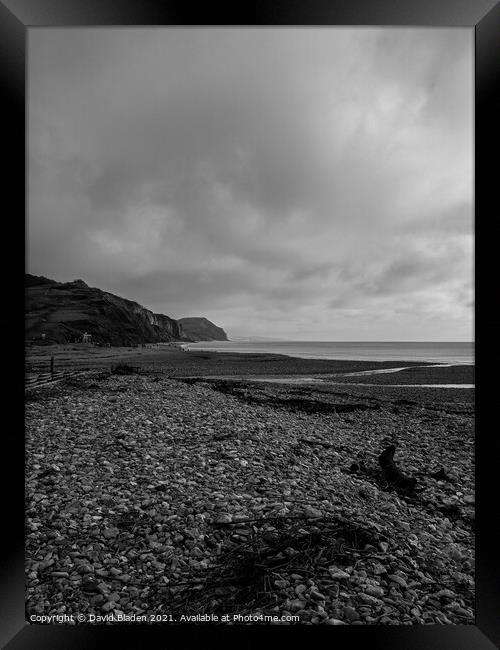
[[378, 445, 417, 491]]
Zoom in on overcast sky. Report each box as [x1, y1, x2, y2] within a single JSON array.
[[28, 28, 473, 341]]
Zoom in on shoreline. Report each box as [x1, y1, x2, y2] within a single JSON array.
[[25, 344, 474, 385], [185, 341, 474, 365]]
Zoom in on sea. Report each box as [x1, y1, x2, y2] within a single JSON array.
[[185, 341, 474, 365]]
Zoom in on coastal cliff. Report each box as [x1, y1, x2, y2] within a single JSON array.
[[26, 274, 184, 345], [177, 317, 228, 342]]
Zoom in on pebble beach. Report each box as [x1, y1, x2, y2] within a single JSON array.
[[25, 349, 475, 625]]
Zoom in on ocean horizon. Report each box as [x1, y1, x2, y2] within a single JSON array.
[[186, 341, 474, 365]]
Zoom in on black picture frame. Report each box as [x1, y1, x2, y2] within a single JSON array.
[[3, 0, 499, 648]]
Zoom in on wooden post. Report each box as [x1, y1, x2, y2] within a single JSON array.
[[50, 356, 54, 375]]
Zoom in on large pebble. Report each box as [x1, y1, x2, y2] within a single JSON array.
[[364, 585, 384, 598], [343, 606, 360, 622], [388, 575, 408, 589], [325, 619, 346, 625]]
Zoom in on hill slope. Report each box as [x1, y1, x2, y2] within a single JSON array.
[[178, 317, 228, 342], [25, 274, 185, 345]]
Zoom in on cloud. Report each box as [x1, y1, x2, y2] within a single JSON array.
[[28, 28, 473, 340]]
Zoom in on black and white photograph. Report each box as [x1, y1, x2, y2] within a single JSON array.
[[25, 27, 475, 627]]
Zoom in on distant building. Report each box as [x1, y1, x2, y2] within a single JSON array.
[[82, 332, 92, 344]]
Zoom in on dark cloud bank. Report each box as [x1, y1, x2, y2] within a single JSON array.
[[28, 28, 473, 340]]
